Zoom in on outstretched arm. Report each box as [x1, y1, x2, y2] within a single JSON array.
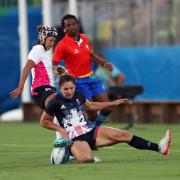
[[84, 98, 128, 111], [9, 59, 35, 99]]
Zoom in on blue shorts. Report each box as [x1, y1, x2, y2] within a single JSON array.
[[72, 127, 99, 149], [32, 85, 56, 109], [75, 74, 106, 100]]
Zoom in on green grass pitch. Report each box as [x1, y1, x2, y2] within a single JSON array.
[[0, 122, 180, 180]]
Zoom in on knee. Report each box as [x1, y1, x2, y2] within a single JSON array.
[[71, 142, 94, 163], [120, 130, 132, 142]]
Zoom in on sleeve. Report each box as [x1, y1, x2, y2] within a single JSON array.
[[52, 42, 64, 63], [45, 100, 58, 116], [27, 46, 41, 64]]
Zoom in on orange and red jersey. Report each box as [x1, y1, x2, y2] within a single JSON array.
[[53, 34, 94, 77]]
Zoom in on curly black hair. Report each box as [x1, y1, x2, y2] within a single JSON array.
[[61, 14, 78, 28]]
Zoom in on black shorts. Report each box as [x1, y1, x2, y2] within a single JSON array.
[[32, 85, 56, 109], [72, 127, 99, 149]]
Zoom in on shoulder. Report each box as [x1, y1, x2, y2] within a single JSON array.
[[32, 44, 44, 51], [74, 91, 86, 103], [46, 94, 62, 112], [47, 97, 58, 107], [55, 37, 66, 50], [29, 45, 44, 54], [74, 91, 84, 97], [50, 94, 63, 105], [28, 45, 45, 62], [80, 34, 88, 40], [80, 34, 93, 51]]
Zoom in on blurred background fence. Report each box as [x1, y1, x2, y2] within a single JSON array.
[[52, 0, 180, 47], [1, 0, 180, 47]]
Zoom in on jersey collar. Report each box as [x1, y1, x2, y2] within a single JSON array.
[[65, 34, 83, 45]]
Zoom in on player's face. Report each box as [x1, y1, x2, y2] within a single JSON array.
[[45, 36, 56, 50], [63, 18, 79, 37], [60, 81, 75, 99]]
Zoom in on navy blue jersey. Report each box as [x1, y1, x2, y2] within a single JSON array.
[[45, 91, 93, 139]]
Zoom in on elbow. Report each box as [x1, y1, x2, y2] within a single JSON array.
[[89, 106, 101, 111], [40, 118, 46, 128]]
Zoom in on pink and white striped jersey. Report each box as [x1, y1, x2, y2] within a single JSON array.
[[27, 45, 55, 95]]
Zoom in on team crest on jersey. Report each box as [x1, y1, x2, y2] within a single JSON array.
[[60, 104, 66, 109], [76, 99, 80, 105], [74, 49, 79, 54], [86, 45, 89, 50]]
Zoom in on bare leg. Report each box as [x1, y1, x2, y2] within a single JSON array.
[[95, 126, 159, 152], [44, 93, 56, 107], [70, 141, 94, 163], [95, 126, 133, 147]]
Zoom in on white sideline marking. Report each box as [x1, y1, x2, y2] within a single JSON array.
[[0, 144, 179, 152]]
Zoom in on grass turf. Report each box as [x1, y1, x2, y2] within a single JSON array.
[[0, 122, 179, 180]]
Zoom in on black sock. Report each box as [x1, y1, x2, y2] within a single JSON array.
[[129, 135, 159, 152]]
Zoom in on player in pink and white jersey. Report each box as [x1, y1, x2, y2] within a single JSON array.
[[10, 25, 58, 109]]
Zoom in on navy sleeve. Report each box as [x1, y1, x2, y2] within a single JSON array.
[[45, 100, 58, 116]]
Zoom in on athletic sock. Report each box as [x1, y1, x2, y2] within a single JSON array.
[[129, 135, 159, 152], [95, 112, 109, 126]]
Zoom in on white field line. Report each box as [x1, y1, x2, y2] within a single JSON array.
[[0, 144, 179, 152]]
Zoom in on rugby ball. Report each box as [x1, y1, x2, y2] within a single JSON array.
[[50, 147, 70, 164]]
